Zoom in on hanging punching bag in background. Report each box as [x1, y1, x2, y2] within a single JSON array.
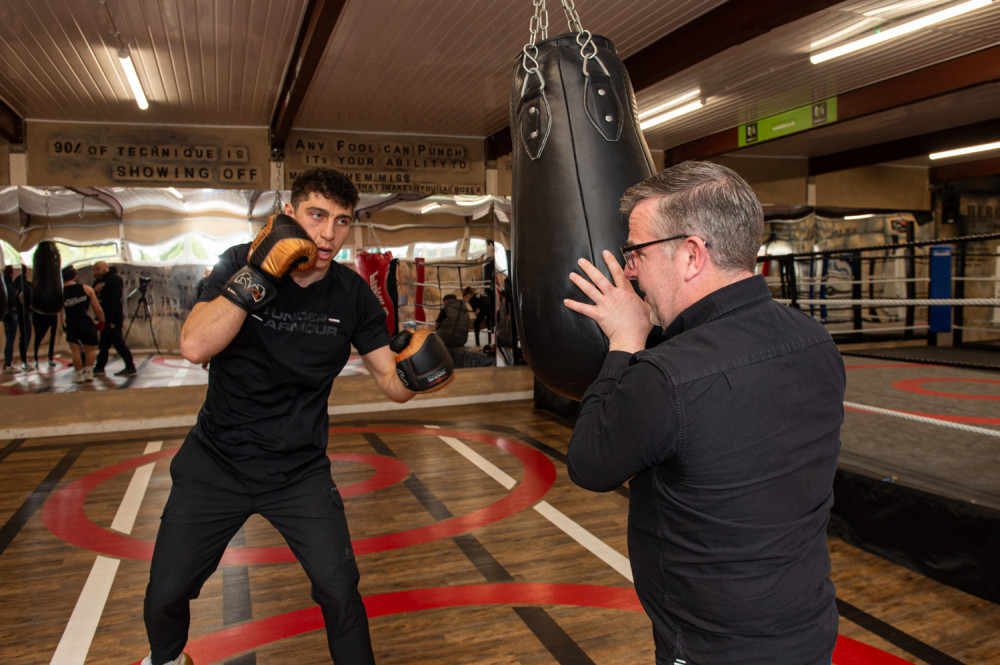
[[510, 3, 654, 400], [355, 251, 396, 335], [31, 240, 64, 315]]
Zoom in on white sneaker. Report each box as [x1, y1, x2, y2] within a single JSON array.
[[83, 368, 93, 382], [141, 653, 193, 665], [72, 370, 85, 383]]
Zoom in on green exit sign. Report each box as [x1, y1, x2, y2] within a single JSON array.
[[739, 97, 837, 147]]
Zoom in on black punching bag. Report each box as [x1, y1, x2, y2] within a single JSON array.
[[32, 240, 63, 315], [510, 32, 654, 400]]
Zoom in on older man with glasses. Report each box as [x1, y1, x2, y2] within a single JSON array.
[[563, 160, 844, 665]]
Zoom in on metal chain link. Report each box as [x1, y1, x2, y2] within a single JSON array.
[[521, 0, 549, 76]]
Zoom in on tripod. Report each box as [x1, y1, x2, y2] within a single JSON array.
[[124, 280, 162, 357]]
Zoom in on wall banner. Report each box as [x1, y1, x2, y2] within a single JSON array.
[[284, 131, 485, 195], [26, 122, 269, 188]]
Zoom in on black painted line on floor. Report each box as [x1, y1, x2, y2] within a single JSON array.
[[0, 445, 84, 556], [363, 431, 594, 665], [223, 528, 256, 665], [514, 606, 596, 665], [837, 596, 966, 665], [0, 437, 25, 464]]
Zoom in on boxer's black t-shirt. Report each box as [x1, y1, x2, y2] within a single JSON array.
[[190, 243, 388, 486]]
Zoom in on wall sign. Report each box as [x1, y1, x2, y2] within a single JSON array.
[[285, 131, 485, 195], [27, 122, 269, 188], [739, 97, 838, 147]]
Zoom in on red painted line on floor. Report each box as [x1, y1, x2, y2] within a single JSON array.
[[42, 427, 556, 563], [121, 582, 913, 665], [892, 376, 1000, 400]]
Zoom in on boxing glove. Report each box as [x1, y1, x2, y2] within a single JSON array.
[[222, 214, 318, 311], [390, 329, 454, 393]]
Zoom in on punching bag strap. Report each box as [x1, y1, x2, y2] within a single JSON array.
[[517, 0, 552, 160], [561, 0, 623, 142]]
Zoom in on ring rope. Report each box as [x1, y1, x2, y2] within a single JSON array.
[[844, 401, 1000, 438], [777, 298, 1000, 306]]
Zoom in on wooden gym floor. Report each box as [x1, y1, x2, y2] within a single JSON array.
[[1, 356, 998, 664]]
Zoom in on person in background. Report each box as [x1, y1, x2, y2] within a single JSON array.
[[563, 160, 843, 665], [139, 168, 453, 665], [60, 265, 105, 383], [12, 265, 32, 370], [92, 260, 138, 377], [2, 265, 17, 372], [33, 311, 59, 368]]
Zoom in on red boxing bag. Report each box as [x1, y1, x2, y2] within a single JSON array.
[[355, 251, 395, 335], [510, 30, 654, 400], [32, 240, 64, 315]]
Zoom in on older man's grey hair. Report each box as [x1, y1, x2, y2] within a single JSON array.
[[620, 161, 763, 273]]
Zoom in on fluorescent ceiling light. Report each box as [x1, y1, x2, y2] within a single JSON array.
[[638, 89, 701, 121], [929, 141, 1000, 159], [639, 99, 704, 131], [809, 19, 878, 49], [863, 0, 942, 17], [166, 187, 183, 200], [844, 214, 875, 220], [420, 203, 441, 214], [118, 47, 149, 110], [810, 0, 992, 64]]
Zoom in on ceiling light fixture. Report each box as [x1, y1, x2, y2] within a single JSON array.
[[929, 140, 1000, 159], [639, 99, 704, 131], [810, 0, 993, 64], [638, 89, 701, 121], [863, 0, 941, 17], [118, 47, 149, 110], [420, 202, 442, 214], [844, 213, 875, 220], [166, 187, 183, 199]]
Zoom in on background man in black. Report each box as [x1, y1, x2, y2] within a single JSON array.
[[92, 261, 137, 377]]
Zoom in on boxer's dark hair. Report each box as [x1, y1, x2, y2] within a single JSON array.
[[290, 168, 359, 212], [62, 265, 77, 281]]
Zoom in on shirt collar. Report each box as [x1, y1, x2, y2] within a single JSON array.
[[661, 274, 772, 340]]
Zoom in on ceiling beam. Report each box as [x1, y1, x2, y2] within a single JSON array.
[[664, 45, 1000, 166], [930, 155, 1000, 183], [810, 119, 1000, 175], [0, 98, 24, 144], [269, 0, 348, 159], [485, 0, 842, 158]]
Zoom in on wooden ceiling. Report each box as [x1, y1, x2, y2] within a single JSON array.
[[2, 0, 999, 180]]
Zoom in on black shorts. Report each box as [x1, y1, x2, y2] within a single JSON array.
[[65, 317, 99, 346]]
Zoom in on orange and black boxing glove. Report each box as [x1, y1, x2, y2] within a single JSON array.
[[390, 329, 455, 393], [222, 214, 317, 311]]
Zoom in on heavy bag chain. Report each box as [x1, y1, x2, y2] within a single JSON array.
[[522, 0, 606, 85]]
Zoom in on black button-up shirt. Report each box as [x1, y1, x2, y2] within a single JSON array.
[[569, 274, 844, 664]]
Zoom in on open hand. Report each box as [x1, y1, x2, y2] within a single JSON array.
[[563, 250, 653, 353]]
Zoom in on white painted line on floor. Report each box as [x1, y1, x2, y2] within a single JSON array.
[[49, 555, 121, 665], [50, 441, 163, 665], [438, 435, 632, 582], [168, 367, 189, 387], [533, 500, 633, 582]]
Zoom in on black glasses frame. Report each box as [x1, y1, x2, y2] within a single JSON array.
[[619, 234, 689, 270]]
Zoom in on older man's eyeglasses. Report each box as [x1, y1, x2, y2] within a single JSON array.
[[619, 234, 689, 270]]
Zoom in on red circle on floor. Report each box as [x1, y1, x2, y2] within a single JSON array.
[[42, 426, 556, 564], [893, 377, 1000, 400]]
